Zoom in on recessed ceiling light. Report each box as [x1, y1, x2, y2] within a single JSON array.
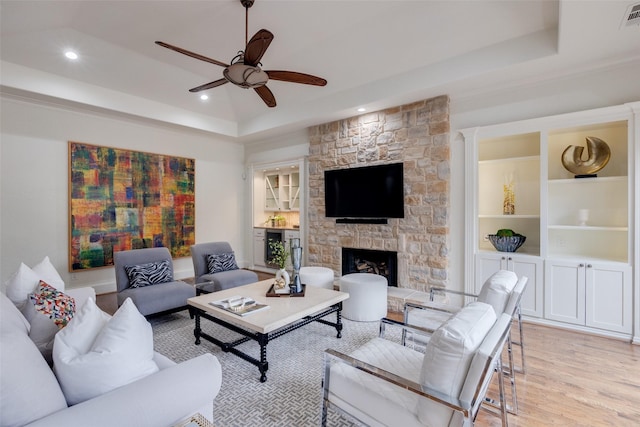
[[357, 107, 366, 112], [64, 50, 78, 60], [200, 94, 209, 101]]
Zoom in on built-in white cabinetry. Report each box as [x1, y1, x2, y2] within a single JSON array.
[[253, 228, 266, 267], [476, 253, 543, 318], [544, 260, 632, 334], [463, 102, 638, 341], [265, 171, 300, 211]]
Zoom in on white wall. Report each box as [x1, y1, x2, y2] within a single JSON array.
[[0, 96, 248, 294]]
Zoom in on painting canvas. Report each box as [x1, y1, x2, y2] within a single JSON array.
[[69, 142, 195, 271]]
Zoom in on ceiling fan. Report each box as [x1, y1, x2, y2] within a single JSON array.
[[155, 0, 327, 108]]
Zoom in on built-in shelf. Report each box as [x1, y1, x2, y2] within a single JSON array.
[[479, 214, 540, 219], [548, 176, 627, 185], [548, 225, 628, 231], [478, 155, 540, 165], [465, 103, 637, 339]]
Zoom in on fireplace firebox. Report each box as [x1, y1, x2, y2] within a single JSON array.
[[341, 247, 398, 286]]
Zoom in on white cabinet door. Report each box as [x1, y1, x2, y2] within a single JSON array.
[[544, 260, 586, 326], [585, 262, 632, 334], [509, 256, 543, 318], [475, 253, 543, 317], [253, 229, 265, 267]]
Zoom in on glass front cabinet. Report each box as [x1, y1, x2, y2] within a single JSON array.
[[265, 171, 300, 211], [462, 102, 639, 342]]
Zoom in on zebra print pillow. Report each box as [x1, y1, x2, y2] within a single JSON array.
[[206, 252, 238, 274], [124, 259, 172, 288]]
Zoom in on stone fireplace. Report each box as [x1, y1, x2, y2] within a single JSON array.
[[342, 247, 398, 286], [306, 95, 450, 301]]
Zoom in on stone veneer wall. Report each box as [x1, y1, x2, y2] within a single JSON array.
[[307, 95, 450, 293]]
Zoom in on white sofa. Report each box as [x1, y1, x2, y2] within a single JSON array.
[[1, 289, 222, 427]]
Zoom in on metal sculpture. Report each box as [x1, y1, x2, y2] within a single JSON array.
[[561, 136, 611, 176]]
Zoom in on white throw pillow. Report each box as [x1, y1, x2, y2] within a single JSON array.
[[53, 298, 159, 405], [3, 262, 41, 308], [32, 256, 66, 291], [477, 270, 518, 315], [417, 301, 496, 426]]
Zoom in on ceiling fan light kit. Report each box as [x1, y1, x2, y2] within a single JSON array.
[[155, 0, 326, 107], [223, 61, 269, 89]]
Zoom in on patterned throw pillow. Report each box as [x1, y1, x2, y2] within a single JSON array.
[[206, 252, 239, 274], [29, 280, 76, 328], [124, 259, 172, 288]]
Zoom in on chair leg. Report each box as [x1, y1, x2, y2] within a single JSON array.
[[496, 358, 509, 427], [510, 305, 526, 374], [504, 332, 518, 415]]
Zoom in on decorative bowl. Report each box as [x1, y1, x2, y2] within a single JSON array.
[[488, 235, 526, 252]]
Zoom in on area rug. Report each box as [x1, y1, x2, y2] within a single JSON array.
[[150, 312, 389, 426]]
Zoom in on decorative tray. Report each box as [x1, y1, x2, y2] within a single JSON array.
[[266, 283, 306, 297]]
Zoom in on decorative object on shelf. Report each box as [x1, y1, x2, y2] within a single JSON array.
[[561, 136, 611, 177], [290, 238, 303, 294], [577, 208, 589, 226], [268, 240, 290, 293], [488, 229, 526, 252], [265, 214, 286, 227], [503, 173, 515, 215]]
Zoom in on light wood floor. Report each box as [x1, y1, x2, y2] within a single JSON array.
[[97, 280, 640, 426]]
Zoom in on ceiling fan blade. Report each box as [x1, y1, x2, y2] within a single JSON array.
[[244, 29, 274, 66], [155, 41, 229, 68], [189, 79, 229, 93], [254, 85, 276, 108], [266, 70, 327, 86]]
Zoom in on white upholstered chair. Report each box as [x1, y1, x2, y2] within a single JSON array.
[[321, 302, 514, 426], [403, 271, 528, 415], [406, 270, 527, 374]]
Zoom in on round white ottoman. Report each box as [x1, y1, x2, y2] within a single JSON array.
[[340, 273, 388, 321], [299, 266, 335, 290]]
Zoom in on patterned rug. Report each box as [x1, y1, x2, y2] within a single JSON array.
[[150, 311, 385, 427]]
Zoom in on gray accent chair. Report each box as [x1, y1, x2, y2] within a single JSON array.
[[114, 247, 195, 316], [190, 241, 259, 293]]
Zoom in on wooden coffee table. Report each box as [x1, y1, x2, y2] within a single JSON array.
[[187, 279, 349, 382]]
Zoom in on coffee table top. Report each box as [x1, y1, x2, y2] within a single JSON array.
[[187, 279, 349, 334]]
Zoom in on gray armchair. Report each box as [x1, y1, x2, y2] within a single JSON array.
[[114, 247, 195, 316], [190, 241, 259, 293]]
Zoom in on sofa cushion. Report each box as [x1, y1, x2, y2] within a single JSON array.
[[477, 270, 518, 315], [0, 290, 30, 335], [53, 298, 159, 405], [124, 259, 173, 288], [3, 262, 41, 308], [32, 256, 66, 291], [21, 281, 76, 364], [417, 301, 496, 426], [1, 293, 68, 427], [117, 280, 195, 316], [206, 252, 238, 274]]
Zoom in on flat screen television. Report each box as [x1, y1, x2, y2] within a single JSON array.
[[324, 163, 404, 219]]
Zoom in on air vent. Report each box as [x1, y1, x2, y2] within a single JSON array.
[[620, 2, 640, 28]]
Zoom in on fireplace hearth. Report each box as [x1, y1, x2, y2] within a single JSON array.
[[341, 247, 398, 286]]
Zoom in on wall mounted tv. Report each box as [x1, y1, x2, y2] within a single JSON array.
[[324, 162, 404, 222]]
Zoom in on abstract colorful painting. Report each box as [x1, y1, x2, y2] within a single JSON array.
[[68, 142, 195, 271]]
